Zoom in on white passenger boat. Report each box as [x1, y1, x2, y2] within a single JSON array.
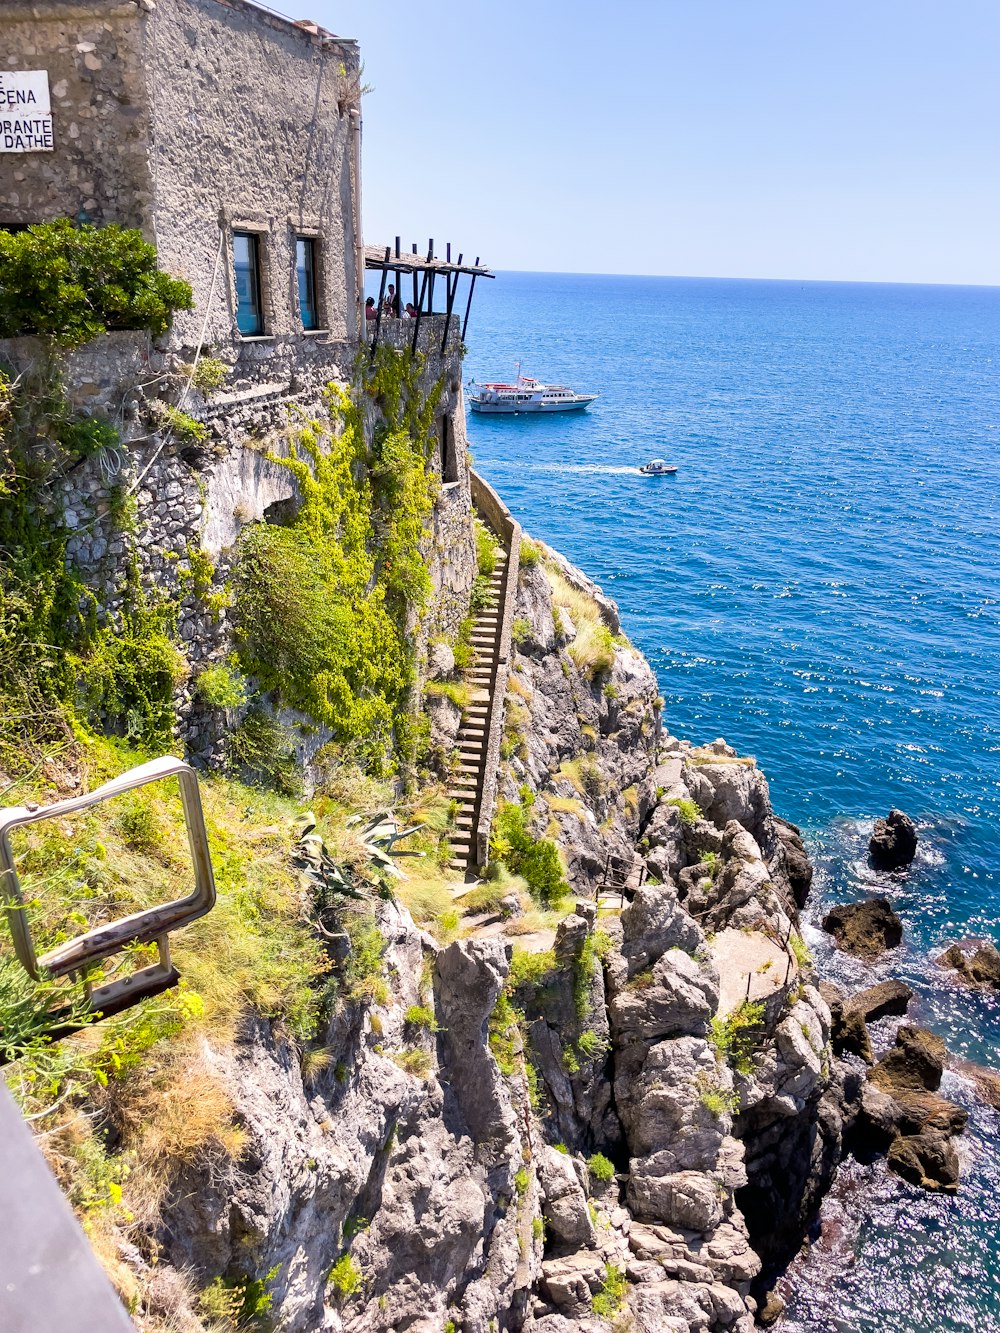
[[639, 459, 678, 475], [467, 368, 597, 414]]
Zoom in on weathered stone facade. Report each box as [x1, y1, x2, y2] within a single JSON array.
[[1, 0, 480, 768], [1, 0, 363, 360]]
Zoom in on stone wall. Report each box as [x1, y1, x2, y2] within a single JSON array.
[[0, 316, 478, 767], [0, 1, 153, 231]]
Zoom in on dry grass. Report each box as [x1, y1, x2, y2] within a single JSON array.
[[546, 567, 601, 628], [545, 793, 586, 819], [505, 894, 577, 938], [508, 674, 533, 702], [558, 755, 604, 800], [126, 1052, 245, 1173], [688, 752, 757, 767], [567, 620, 616, 681], [543, 568, 618, 680], [396, 869, 456, 928]]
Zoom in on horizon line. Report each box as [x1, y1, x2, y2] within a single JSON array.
[[477, 267, 1000, 291]]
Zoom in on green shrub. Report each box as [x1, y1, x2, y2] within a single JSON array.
[[228, 707, 301, 794], [393, 1048, 432, 1077], [195, 663, 248, 710], [328, 1254, 362, 1299], [698, 849, 720, 876], [532, 1215, 545, 1240], [577, 1028, 608, 1060], [0, 220, 193, 346], [75, 576, 187, 749], [515, 1166, 530, 1197], [518, 538, 540, 571], [709, 1000, 765, 1076], [591, 1263, 627, 1318], [587, 1152, 615, 1183], [696, 1072, 739, 1118], [511, 617, 532, 648], [197, 1262, 280, 1327], [58, 414, 119, 457], [490, 801, 568, 906], [469, 573, 494, 613], [149, 400, 208, 445], [666, 796, 701, 826], [507, 947, 557, 991], [790, 931, 813, 973], [404, 1003, 438, 1031], [475, 520, 499, 576], [233, 354, 441, 776], [188, 355, 229, 394], [424, 679, 472, 710]]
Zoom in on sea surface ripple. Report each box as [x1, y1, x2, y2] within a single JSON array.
[[464, 271, 1000, 1332]]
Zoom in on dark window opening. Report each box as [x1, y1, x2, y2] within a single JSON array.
[[296, 236, 319, 330], [234, 231, 264, 336], [440, 413, 459, 483]]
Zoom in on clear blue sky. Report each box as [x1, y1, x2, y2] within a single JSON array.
[[310, 0, 1000, 285]]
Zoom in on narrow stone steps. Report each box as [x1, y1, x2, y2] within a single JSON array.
[[444, 514, 516, 875]]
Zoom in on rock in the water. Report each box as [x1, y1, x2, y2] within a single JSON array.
[[822, 898, 903, 959], [758, 1289, 786, 1326], [936, 941, 1000, 991], [887, 1131, 960, 1193], [871, 1025, 945, 1093], [844, 979, 913, 1023], [868, 809, 918, 870], [962, 1062, 1000, 1110]]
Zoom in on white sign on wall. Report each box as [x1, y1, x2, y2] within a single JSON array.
[[0, 71, 53, 152]]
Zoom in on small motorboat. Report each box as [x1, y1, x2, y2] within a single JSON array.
[[639, 458, 677, 475]]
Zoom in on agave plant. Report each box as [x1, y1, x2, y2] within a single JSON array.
[[346, 811, 426, 879], [292, 811, 426, 941]]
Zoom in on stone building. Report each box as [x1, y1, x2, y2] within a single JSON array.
[[0, 0, 485, 767], [1, 0, 364, 367]]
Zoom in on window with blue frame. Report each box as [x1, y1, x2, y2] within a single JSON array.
[[233, 231, 264, 336], [296, 236, 319, 330]]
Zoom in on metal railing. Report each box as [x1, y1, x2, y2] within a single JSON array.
[[0, 757, 216, 1019]]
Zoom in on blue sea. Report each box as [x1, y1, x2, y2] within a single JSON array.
[[463, 272, 1000, 1333]]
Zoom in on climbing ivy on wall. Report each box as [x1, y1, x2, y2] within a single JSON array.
[[0, 370, 184, 775], [232, 346, 443, 776]]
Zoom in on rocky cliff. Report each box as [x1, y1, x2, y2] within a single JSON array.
[[122, 539, 859, 1333]]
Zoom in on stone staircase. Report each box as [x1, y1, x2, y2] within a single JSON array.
[[446, 545, 508, 873]]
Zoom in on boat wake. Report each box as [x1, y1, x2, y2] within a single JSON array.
[[477, 461, 653, 477]]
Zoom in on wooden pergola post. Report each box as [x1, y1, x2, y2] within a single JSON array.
[[461, 256, 482, 342], [370, 244, 390, 357], [441, 251, 462, 352]]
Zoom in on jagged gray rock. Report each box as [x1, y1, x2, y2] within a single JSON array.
[[537, 1146, 596, 1249]]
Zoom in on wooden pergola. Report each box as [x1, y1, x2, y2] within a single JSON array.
[[364, 239, 493, 355]]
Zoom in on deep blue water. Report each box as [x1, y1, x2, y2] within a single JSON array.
[[464, 271, 1000, 1332]]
